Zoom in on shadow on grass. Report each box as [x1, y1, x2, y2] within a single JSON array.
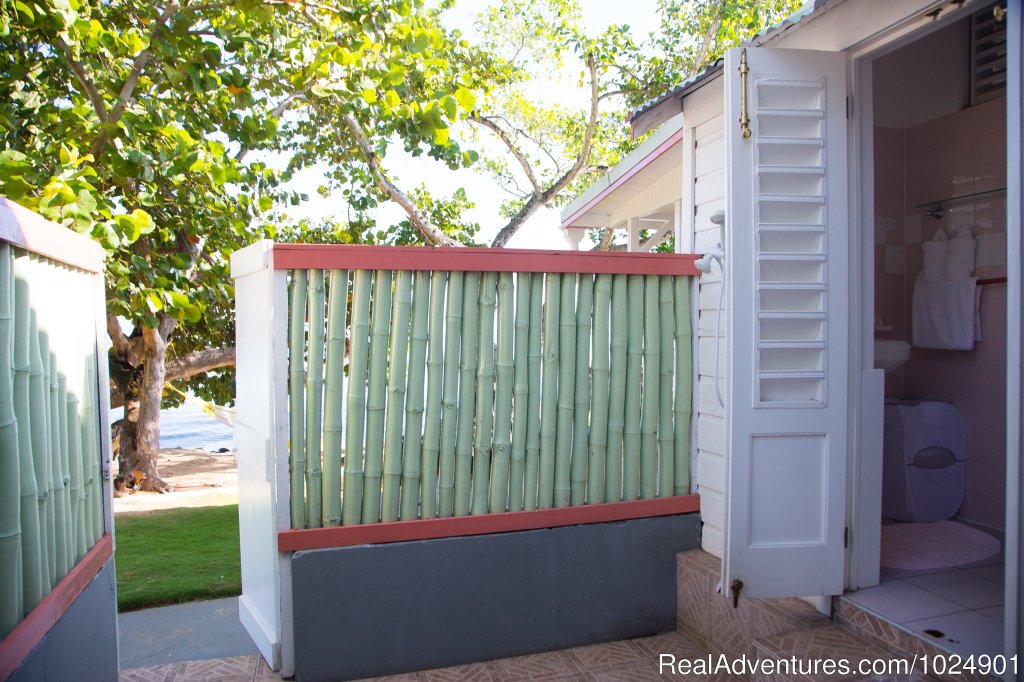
[[115, 504, 241, 612]]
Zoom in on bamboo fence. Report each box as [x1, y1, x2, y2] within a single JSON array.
[[0, 247, 105, 640], [285, 266, 693, 529]]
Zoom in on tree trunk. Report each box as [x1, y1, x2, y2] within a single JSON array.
[[128, 325, 173, 492]]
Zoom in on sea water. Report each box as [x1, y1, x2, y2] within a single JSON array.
[[109, 402, 234, 451]]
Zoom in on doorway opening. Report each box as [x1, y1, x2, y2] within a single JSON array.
[[854, 3, 1008, 657]]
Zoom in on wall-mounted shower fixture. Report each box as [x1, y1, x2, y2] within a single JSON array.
[[695, 210, 727, 408], [694, 244, 724, 273]]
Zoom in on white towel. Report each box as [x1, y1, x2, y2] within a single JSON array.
[[912, 277, 980, 351]]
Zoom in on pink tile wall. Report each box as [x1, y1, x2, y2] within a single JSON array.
[[873, 126, 907, 397], [893, 97, 1007, 530]]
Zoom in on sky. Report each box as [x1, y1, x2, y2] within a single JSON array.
[[276, 0, 663, 250]]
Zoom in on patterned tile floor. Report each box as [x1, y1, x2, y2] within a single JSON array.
[[118, 631, 724, 682]]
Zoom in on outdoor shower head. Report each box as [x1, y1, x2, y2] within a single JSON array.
[[694, 243, 725, 273]]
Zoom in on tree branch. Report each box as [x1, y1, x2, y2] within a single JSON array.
[[90, 0, 181, 160], [107, 313, 145, 366], [341, 112, 461, 248], [469, 115, 542, 193], [165, 346, 235, 381], [489, 53, 600, 248], [54, 36, 108, 120]]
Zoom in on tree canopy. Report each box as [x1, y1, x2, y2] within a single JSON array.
[[1, 0, 800, 489]]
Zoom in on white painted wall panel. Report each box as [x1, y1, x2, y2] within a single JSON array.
[[697, 451, 726, 494], [697, 415, 726, 456], [689, 113, 728, 558]]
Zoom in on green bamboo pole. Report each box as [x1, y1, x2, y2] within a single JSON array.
[[658, 277, 676, 497], [588, 274, 611, 505], [48, 355, 69, 582], [570, 274, 593, 506], [56, 375, 72, 568], [81, 352, 101, 547], [382, 270, 413, 523], [674, 276, 693, 495], [29, 316, 52, 592], [362, 269, 393, 524], [40, 333, 57, 583], [322, 269, 349, 527], [470, 273, 497, 516], [490, 272, 515, 514], [553, 275, 576, 509], [342, 270, 372, 526], [437, 272, 464, 517], [523, 278, 543, 510], [622, 275, 644, 501], [453, 272, 480, 517], [401, 271, 430, 521], [639, 275, 659, 500], [605, 274, 627, 503], [507, 273, 531, 512], [13, 274, 42, 612], [304, 270, 326, 529], [420, 271, 447, 519], [66, 394, 86, 563], [537, 273, 560, 510], [287, 270, 308, 529], [0, 248, 21, 636]]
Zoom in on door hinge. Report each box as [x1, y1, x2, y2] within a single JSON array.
[[844, 526, 850, 548], [846, 96, 853, 119]]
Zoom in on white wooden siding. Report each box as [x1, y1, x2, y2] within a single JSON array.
[[688, 112, 728, 558]]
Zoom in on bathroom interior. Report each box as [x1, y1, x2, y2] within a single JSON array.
[[852, 2, 1008, 656]]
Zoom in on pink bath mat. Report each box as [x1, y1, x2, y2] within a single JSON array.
[[881, 520, 1001, 570]]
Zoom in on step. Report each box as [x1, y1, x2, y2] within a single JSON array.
[[676, 549, 828, 658], [752, 623, 933, 682], [835, 597, 999, 682]]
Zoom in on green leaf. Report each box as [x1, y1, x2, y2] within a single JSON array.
[[454, 87, 476, 112], [442, 95, 458, 120], [116, 215, 141, 243], [361, 88, 378, 104], [145, 291, 163, 313], [14, 1, 34, 22], [183, 304, 202, 323], [130, 209, 155, 235]]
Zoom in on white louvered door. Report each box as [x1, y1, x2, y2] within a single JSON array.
[[723, 47, 848, 599]]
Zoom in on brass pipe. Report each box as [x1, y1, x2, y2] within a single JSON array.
[[739, 49, 751, 139]]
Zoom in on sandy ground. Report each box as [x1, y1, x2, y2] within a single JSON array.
[[112, 447, 238, 514]]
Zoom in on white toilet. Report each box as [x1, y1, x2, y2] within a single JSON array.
[[882, 400, 966, 523]]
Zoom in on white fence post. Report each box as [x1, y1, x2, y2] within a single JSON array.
[[232, 240, 292, 674]]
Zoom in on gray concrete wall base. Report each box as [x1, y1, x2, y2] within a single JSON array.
[[291, 513, 700, 682], [10, 558, 119, 682]]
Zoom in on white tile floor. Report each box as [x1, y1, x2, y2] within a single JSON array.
[[848, 544, 1005, 658]]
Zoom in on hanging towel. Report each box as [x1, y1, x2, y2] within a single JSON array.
[[912, 277, 980, 350]]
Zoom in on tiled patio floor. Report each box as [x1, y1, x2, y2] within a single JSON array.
[[119, 630, 717, 681]]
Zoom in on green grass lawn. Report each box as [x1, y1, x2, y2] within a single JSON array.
[[115, 504, 242, 612]]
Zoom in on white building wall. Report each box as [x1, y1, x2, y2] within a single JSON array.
[[685, 106, 728, 558]]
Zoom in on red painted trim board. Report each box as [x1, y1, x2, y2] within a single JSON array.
[[273, 243, 700, 276], [278, 495, 700, 551], [560, 127, 685, 229], [0, 198, 105, 273], [0, 534, 114, 680]]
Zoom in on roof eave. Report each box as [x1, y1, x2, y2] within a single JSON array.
[[628, 64, 724, 139]]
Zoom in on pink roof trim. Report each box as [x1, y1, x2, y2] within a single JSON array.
[[560, 127, 684, 229]]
